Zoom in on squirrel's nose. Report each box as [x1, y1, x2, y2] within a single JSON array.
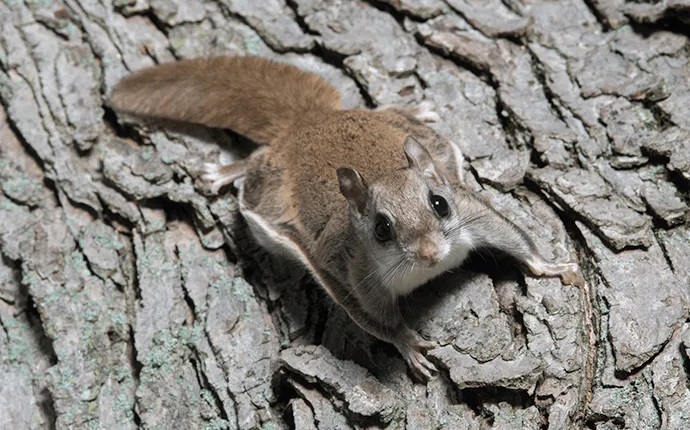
[[417, 236, 440, 265]]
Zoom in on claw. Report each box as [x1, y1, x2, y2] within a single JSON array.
[[559, 263, 585, 288], [397, 330, 438, 381], [199, 163, 225, 194], [416, 339, 438, 350], [407, 349, 437, 381], [198, 161, 247, 195], [410, 331, 438, 350], [200, 162, 221, 176], [413, 100, 441, 123]]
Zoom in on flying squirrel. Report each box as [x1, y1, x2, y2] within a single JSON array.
[[109, 56, 584, 380]]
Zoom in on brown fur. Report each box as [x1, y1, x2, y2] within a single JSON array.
[[110, 56, 341, 145], [109, 56, 584, 380], [247, 111, 408, 239]]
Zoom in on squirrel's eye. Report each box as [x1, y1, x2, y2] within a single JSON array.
[[374, 214, 393, 242], [430, 194, 450, 218]]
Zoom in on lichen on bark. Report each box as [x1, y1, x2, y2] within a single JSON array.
[[1, 0, 689, 429]]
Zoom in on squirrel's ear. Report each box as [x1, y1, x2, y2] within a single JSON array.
[[337, 167, 368, 214], [403, 136, 443, 183]]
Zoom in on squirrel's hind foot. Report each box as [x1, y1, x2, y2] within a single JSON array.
[[411, 100, 441, 123], [198, 160, 247, 195], [525, 256, 585, 288], [376, 100, 441, 123]]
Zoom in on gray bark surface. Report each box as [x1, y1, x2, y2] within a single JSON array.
[[0, 0, 689, 429]]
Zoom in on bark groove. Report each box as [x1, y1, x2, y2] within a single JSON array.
[[1, 0, 688, 429]]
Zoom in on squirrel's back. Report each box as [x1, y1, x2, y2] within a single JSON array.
[[109, 56, 342, 145]]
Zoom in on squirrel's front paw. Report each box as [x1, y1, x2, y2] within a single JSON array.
[[396, 330, 438, 381]]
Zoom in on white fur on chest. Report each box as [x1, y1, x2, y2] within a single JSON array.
[[382, 238, 474, 296]]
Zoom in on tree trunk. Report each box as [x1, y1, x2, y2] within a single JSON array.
[[1, 0, 688, 429]]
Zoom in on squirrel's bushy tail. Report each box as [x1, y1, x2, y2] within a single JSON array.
[[109, 56, 341, 145]]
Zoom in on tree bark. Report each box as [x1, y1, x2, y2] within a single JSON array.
[[1, 0, 689, 429]]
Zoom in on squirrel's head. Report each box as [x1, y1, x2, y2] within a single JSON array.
[[337, 136, 472, 295]]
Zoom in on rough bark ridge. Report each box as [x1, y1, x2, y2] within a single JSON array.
[[1, 0, 689, 429]]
